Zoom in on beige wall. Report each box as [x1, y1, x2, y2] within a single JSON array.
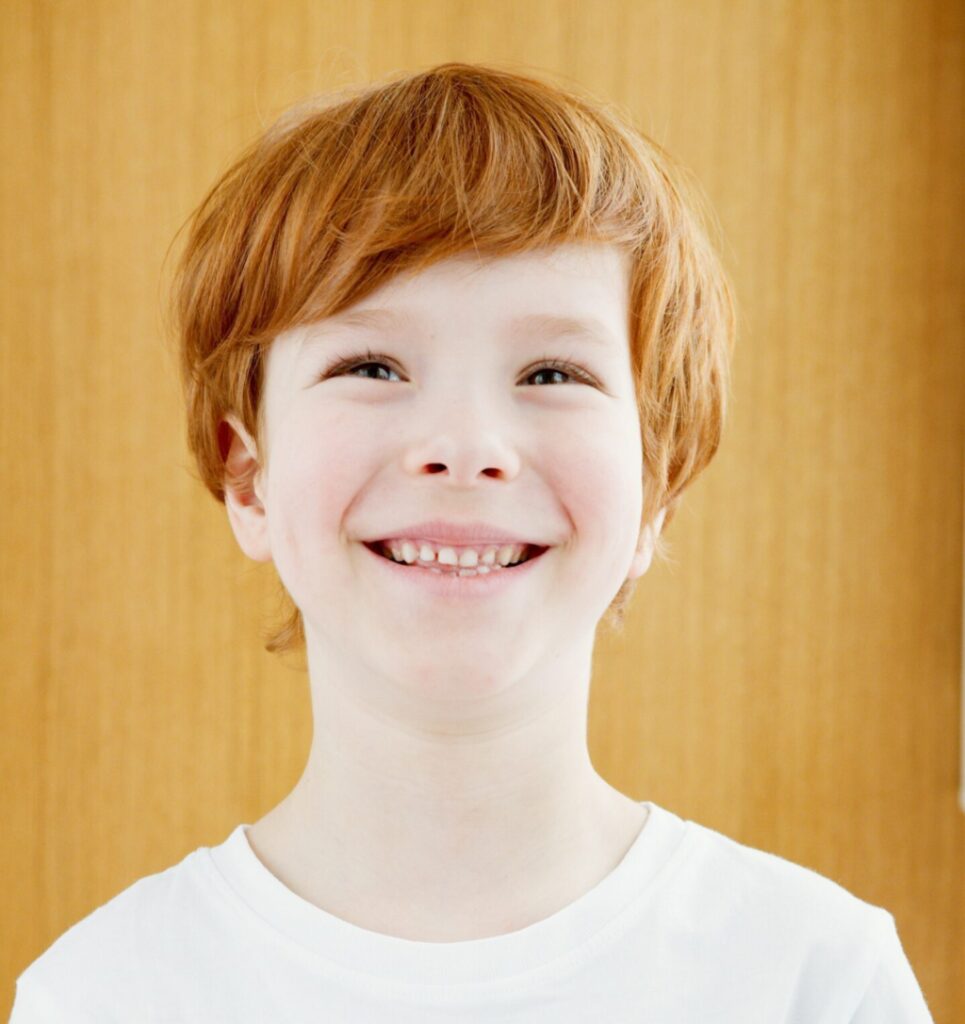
[[1, 0, 962, 1018]]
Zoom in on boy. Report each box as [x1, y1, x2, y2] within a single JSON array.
[[11, 62, 933, 1021]]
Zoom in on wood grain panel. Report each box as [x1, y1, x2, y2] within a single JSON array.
[[1, 0, 961, 1017]]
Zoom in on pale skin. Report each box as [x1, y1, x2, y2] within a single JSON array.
[[222, 241, 666, 942]]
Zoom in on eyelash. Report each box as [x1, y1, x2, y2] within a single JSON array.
[[319, 348, 597, 387]]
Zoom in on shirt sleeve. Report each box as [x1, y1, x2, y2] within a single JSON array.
[[849, 910, 935, 1024]]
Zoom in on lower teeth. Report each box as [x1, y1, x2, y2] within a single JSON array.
[[382, 554, 527, 575], [399, 561, 516, 576]]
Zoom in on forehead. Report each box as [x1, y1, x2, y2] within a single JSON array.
[[263, 242, 630, 386], [371, 242, 630, 309]]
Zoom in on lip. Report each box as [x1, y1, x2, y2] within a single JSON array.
[[363, 520, 548, 547], [361, 540, 551, 598]]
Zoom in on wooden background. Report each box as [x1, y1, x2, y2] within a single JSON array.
[[1, 0, 961, 1018]]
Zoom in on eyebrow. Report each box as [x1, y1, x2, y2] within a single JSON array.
[[307, 307, 616, 347]]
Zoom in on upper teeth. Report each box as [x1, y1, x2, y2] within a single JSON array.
[[379, 539, 532, 567]]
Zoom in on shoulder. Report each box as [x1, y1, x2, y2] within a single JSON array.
[[13, 841, 219, 1019], [674, 817, 935, 1021], [695, 828, 934, 1022], [671, 815, 894, 988]]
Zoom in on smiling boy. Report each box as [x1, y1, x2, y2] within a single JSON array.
[[226, 241, 663, 943], [10, 62, 933, 1022]]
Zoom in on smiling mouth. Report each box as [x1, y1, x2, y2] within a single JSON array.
[[362, 540, 549, 573]]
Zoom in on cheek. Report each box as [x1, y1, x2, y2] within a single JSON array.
[[546, 416, 643, 555], [264, 409, 375, 568]]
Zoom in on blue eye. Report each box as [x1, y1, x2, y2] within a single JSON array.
[[317, 348, 399, 382], [524, 360, 595, 386], [320, 349, 596, 386]]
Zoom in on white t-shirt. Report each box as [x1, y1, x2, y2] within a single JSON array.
[[10, 801, 934, 1023]]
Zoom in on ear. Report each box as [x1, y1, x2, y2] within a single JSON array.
[[221, 413, 272, 563], [625, 507, 667, 582]]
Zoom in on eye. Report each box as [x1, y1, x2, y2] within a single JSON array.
[[522, 359, 596, 387], [317, 349, 597, 386], [320, 348, 402, 382]]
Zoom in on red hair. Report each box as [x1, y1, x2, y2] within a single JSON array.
[[164, 61, 737, 657]]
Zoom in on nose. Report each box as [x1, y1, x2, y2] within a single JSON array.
[[402, 433, 522, 486]]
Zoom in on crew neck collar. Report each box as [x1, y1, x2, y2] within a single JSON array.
[[205, 799, 691, 987]]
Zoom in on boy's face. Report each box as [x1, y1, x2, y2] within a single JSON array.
[[224, 242, 664, 699]]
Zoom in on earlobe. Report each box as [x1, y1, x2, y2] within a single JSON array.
[[222, 414, 272, 563], [625, 507, 667, 582]]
